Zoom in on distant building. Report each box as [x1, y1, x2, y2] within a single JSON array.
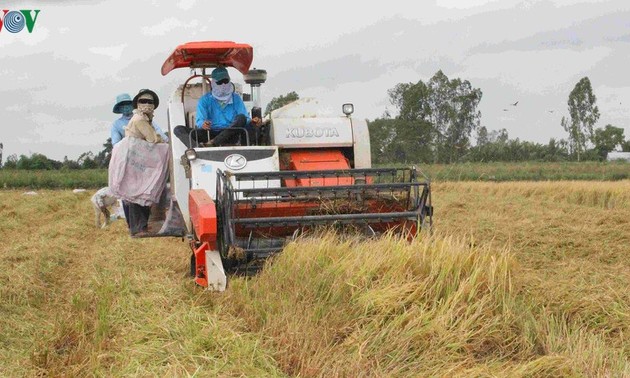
[[607, 151, 630, 162]]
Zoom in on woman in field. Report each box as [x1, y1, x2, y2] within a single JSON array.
[[109, 89, 170, 237]]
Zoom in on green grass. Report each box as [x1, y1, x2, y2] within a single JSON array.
[[393, 161, 630, 182], [0, 169, 108, 189], [2, 161, 629, 189]]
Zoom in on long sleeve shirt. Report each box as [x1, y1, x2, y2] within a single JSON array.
[[124, 113, 163, 144], [111, 115, 168, 145], [195, 92, 251, 130], [111, 115, 132, 145]]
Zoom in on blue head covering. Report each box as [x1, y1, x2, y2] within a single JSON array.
[[113, 93, 132, 114]]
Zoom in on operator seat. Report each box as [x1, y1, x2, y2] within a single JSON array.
[[180, 83, 257, 147]]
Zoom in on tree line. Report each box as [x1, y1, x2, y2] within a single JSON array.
[[2, 76, 629, 170], [2, 139, 112, 170], [369, 72, 630, 164]]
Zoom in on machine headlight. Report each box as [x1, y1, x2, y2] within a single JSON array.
[[342, 103, 354, 116], [185, 148, 197, 161]]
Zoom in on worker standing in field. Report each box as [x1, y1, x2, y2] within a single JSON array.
[[110, 93, 169, 146], [109, 89, 170, 238], [173, 66, 262, 148], [110, 92, 171, 228], [110, 93, 134, 146], [124, 89, 163, 237], [109, 94, 134, 226]]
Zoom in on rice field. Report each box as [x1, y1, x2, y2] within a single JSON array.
[[1, 161, 629, 189], [0, 181, 629, 377]]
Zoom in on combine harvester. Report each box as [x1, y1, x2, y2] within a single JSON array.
[[160, 41, 433, 291]]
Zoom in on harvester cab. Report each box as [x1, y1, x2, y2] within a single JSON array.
[[161, 41, 433, 291]]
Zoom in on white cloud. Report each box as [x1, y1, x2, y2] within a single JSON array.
[[0, 26, 50, 48], [88, 43, 128, 61], [595, 85, 630, 120], [5, 104, 27, 112], [459, 47, 612, 94], [177, 0, 197, 10], [437, 0, 503, 9], [141, 17, 200, 36], [28, 112, 109, 146]]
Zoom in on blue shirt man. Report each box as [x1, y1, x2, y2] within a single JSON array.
[[173, 67, 262, 148], [111, 114, 132, 145], [195, 92, 251, 131], [110, 93, 168, 145]]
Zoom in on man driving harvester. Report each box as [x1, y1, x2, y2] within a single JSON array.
[[174, 66, 262, 148]]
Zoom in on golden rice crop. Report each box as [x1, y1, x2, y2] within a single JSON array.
[[222, 230, 627, 377], [1, 181, 629, 377]]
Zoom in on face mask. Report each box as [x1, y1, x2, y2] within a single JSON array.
[[136, 95, 155, 119], [211, 80, 234, 102], [120, 104, 133, 116], [137, 103, 155, 118]]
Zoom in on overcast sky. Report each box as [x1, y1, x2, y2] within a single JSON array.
[[1, 0, 629, 161]]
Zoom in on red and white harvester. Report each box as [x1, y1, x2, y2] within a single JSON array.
[[161, 41, 432, 291]]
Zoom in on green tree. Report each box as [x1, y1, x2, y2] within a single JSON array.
[[562, 77, 600, 161], [265, 91, 299, 115], [14, 153, 61, 170], [544, 138, 569, 161], [77, 152, 98, 169], [95, 138, 113, 168], [485, 128, 509, 145], [368, 117, 433, 164], [428, 71, 482, 163], [387, 71, 482, 163], [388, 81, 431, 122], [476, 126, 489, 146], [593, 124, 625, 160], [61, 156, 81, 170], [466, 135, 569, 162], [3, 154, 18, 169]]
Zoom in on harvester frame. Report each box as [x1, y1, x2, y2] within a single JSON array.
[[161, 41, 433, 291]]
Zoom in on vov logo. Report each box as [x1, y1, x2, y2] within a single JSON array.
[[0, 10, 40, 33]]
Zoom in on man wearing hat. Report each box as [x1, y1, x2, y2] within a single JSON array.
[[111, 93, 134, 145], [109, 93, 135, 228], [174, 66, 261, 147], [110, 92, 168, 146]]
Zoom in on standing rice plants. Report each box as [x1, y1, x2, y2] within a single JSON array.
[[434, 181, 630, 375], [222, 233, 580, 376], [0, 190, 283, 377], [2, 180, 629, 377]]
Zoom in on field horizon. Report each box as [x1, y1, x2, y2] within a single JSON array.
[[1, 161, 629, 189]]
